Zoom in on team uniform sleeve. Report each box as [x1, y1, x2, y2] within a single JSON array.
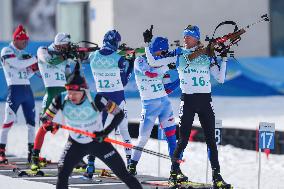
[[210, 57, 227, 84], [134, 56, 168, 77], [163, 71, 180, 94], [37, 47, 64, 66], [145, 47, 178, 67], [94, 94, 122, 115], [118, 56, 131, 86], [1, 47, 37, 69], [41, 94, 63, 121], [94, 94, 124, 136]]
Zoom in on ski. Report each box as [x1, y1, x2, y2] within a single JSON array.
[[13, 167, 45, 177], [141, 180, 213, 189], [71, 175, 103, 183]]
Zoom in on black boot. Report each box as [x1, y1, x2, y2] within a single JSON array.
[[128, 160, 137, 176], [169, 168, 188, 184], [28, 143, 34, 163], [83, 155, 95, 178], [30, 149, 40, 171], [75, 159, 87, 169], [126, 155, 131, 168], [213, 170, 232, 189]]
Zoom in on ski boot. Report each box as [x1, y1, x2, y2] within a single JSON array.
[[30, 150, 40, 171], [75, 159, 87, 169], [38, 156, 50, 167], [0, 146, 8, 164], [213, 171, 233, 189], [83, 156, 95, 178], [27, 143, 34, 164], [127, 160, 137, 176], [126, 155, 131, 169], [73, 159, 88, 173], [169, 169, 188, 185]]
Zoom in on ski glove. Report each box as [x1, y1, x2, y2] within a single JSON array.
[[168, 63, 176, 70], [42, 121, 60, 134], [143, 25, 153, 43], [21, 54, 33, 59], [220, 47, 230, 58], [93, 131, 107, 143]]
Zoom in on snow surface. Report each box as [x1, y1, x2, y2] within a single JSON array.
[[0, 96, 283, 189]]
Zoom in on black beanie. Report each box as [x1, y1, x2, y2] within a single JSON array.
[[65, 63, 87, 90]]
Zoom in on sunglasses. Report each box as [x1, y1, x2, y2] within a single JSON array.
[[65, 85, 81, 91]]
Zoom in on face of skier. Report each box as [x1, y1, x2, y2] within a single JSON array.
[[13, 39, 28, 50], [154, 50, 168, 56], [67, 90, 85, 104], [184, 36, 199, 49], [55, 44, 70, 53]]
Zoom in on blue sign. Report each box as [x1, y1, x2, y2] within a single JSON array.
[[259, 122, 275, 150]]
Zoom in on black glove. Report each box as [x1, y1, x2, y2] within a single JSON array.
[[168, 63, 176, 70], [125, 53, 136, 65], [220, 48, 230, 58], [93, 131, 107, 143], [143, 25, 153, 43], [22, 54, 32, 59]]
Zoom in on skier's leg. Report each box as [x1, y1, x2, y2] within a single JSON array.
[[117, 100, 132, 160], [22, 87, 36, 162], [32, 87, 66, 168], [91, 141, 143, 189], [199, 101, 232, 189], [159, 97, 177, 157], [129, 99, 160, 175], [171, 94, 195, 171], [198, 101, 220, 172], [56, 139, 86, 189], [22, 86, 36, 144], [0, 86, 21, 159], [131, 100, 160, 163], [0, 103, 18, 145]]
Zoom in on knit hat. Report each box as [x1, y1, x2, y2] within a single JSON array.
[[65, 63, 88, 91], [149, 37, 169, 54], [54, 33, 71, 45], [13, 24, 29, 40], [183, 25, 200, 40], [102, 30, 121, 51]]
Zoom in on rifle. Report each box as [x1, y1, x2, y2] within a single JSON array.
[[118, 43, 145, 57], [48, 41, 100, 61], [187, 14, 270, 61], [170, 40, 181, 47]]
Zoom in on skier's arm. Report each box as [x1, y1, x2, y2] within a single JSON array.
[[41, 94, 63, 124], [210, 57, 227, 84], [37, 47, 65, 66], [163, 72, 180, 94], [145, 46, 178, 67], [33, 95, 63, 151], [94, 94, 124, 136], [1, 47, 37, 69], [134, 56, 168, 77], [118, 56, 132, 86]]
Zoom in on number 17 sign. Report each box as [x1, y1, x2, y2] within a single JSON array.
[[259, 122, 275, 150]]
